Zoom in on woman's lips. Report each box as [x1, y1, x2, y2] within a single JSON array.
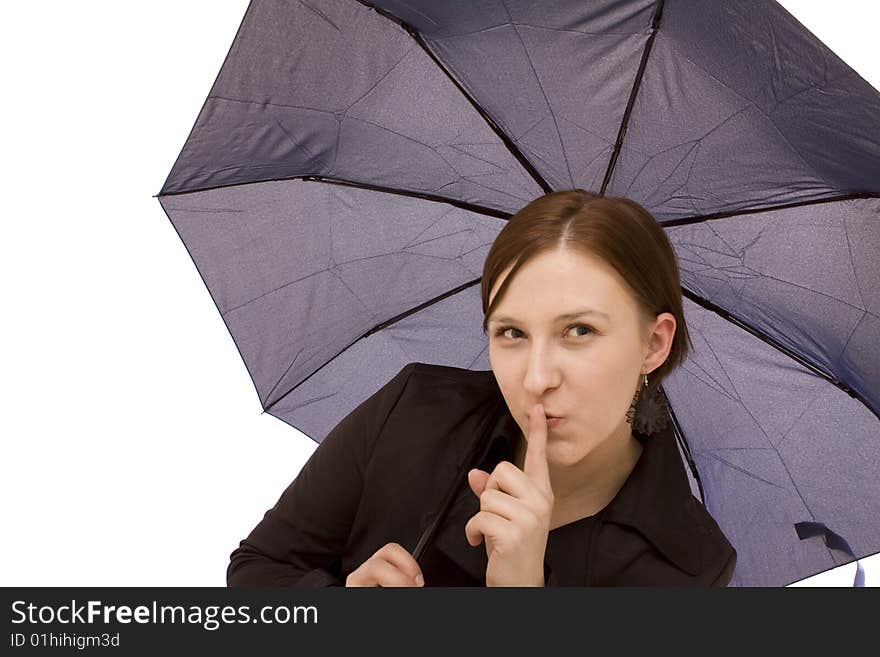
[[546, 416, 564, 427]]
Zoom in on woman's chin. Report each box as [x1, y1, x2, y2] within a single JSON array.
[[546, 442, 589, 467]]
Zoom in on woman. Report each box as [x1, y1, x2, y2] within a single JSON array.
[[227, 189, 737, 587]]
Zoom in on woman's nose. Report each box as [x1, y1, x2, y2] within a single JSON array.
[[522, 351, 560, 392]]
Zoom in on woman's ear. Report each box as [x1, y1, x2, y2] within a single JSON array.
[[642, 312, 676, 374]]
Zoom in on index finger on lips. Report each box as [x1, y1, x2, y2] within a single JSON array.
[[523, 403, 552, 493]]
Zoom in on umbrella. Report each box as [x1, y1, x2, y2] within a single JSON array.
[[157, 0, 880, 587]]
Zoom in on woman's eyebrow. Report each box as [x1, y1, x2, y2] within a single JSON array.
[[490, 309, 610, 324]]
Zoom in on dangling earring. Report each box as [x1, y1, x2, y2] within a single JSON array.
[[625, 373, 646, 426], [626, 371, 670, 435]]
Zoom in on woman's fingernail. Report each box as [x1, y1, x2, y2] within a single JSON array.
[[415, 574, 424, 586]]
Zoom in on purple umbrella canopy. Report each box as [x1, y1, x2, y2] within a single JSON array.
[[157, 0, 880, 586]]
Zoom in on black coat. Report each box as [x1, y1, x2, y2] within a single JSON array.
[[227, 362, 737, 586]]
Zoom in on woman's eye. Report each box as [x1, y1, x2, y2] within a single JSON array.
[[494, 326, 522, 340], [568, 323, 595, 337]]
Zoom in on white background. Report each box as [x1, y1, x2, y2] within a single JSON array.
[[1, 0, 877, 587]]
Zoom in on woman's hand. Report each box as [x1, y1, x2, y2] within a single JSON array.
[[465, 403, 554, 587], [345, 542, 425, 587]]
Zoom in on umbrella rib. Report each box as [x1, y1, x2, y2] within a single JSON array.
[[300, 175, 513, 220], [680, 286, 876, 421], [263, 277, 482, 412], [599, 0, 665, 196], [162, 174, 514, 222], [664, 386, 706, 504], [660, 192, 880, 227], [353, 0, 552, 195]]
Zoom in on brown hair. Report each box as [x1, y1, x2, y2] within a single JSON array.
[[481, 189, 692, 395]]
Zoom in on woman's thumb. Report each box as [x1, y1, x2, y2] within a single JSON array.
[[468, 468, 489, 496]]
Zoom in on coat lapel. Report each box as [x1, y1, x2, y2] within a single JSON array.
[[418, 393, 521, 584], [600, 423, 705, 576]]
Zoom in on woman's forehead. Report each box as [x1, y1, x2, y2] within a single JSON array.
[[490, 250, 632, 314]]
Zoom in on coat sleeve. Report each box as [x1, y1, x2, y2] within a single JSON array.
[[226, 363, 418, 587]]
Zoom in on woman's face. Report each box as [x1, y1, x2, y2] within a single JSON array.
[[487, 247, 667, 466]]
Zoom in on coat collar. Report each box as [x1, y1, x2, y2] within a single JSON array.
[[600, 420, 706, 577], [419, 378, 705, 583]]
